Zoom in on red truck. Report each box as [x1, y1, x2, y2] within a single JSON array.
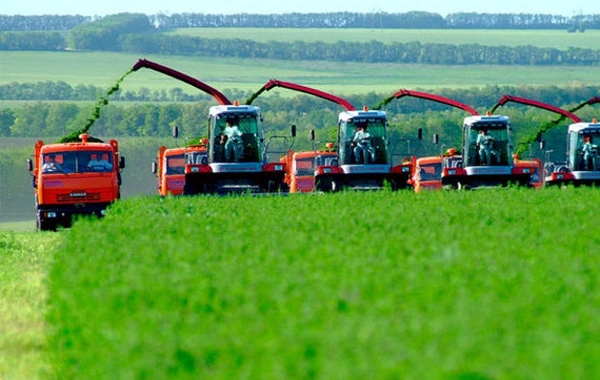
[[28, 133, 125, 230]]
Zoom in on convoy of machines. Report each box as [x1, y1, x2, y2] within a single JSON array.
[[23, 58, 600, 230], [132, 59, 287, 195], [247, 79, 412, 191]]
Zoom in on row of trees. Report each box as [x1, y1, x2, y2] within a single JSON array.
[[2, 12, 599, 31], [2, 81, 599, 106], [121, 35, 600, 66], [2, 85, 599, 159], [3, 13, 599, 65]]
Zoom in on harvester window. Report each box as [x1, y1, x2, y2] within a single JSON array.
[[468, 127, 508, 166], [214, 115, 261, 163], [577, 133, 599, 171], [342, 119, 388, 165]]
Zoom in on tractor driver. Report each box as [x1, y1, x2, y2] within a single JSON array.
[[351, 122, 373, 164], [582, 135, 597, 170], [476, 129, 496, 166], [220, 118, 244, 162]]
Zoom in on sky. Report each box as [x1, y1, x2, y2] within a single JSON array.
[[1, 0, 598, 17]]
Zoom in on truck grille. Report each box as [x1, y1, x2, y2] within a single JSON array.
[[56, 192, 101, 202]]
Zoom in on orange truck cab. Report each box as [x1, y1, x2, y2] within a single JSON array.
[[28, 133, 125, 230], [153, 143, 208, 196], [411, 155, 443, 192], [514, 157, 543, 188], [410, 149, 462, 192], [281, 147, 338, 193]]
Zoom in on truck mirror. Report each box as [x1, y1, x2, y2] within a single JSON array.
[[291, 124, 297, 138], [120, 156, 126, 169], [418, 128, 423, 140], [310, 129, 315, 141], [151, 160, 157, 174], [539, 140, 545, 150], [433, 134, 439, 145], [172, 126, 179, 139], [27, 158, 33, 172]]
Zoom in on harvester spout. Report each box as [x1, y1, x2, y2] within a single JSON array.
[[385, 88, 479, 115], [246, 79, 356, 111], [132, 58, 232, 105], [489, 94, 581, 122]]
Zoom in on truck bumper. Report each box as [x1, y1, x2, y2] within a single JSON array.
[[36, 202, 112, 230]]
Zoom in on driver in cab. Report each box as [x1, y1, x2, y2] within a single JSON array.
[[87, 153, 113, 171]]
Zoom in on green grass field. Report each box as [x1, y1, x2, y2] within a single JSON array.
[[16, 189, 594, 379], [0, 230, 60, 380], [169, 28, 600, 50], [2, 50, 600, 96]]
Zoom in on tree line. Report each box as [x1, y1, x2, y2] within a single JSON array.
[[3, 13, 600, 66], [120, 35, 600, 66], [1, 12, 599, 31], [2, 84, 599, 160]]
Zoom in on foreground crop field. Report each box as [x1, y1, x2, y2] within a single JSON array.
[[42, 189, 599, 379], [0, 230, 59, 379]]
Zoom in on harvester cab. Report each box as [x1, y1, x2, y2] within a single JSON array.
[[374, 88, 479, 191], [443, 94, 581, 189], [541, 97, 600, 186], [547, 118, 600, 186], [133, 58, 286, 195]]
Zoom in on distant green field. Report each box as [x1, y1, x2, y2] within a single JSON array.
[[43, 189, 600, 379], [2, 51, 600, 95], [169, 28, 600, 49]]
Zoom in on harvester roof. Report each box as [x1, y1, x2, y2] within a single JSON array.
[[338, 109, 386, 123], [464, 114, 509, 129]]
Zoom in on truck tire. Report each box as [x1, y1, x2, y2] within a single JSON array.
[[37, 215, 54, 231]]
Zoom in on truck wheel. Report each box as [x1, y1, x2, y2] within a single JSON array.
[[37, 215, 54, 231]]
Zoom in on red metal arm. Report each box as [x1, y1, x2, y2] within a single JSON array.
[[490, 94, 581, 122], [391, 89, 480, 115], [246, 79, 356, 111], [132, 58, 231, 105]]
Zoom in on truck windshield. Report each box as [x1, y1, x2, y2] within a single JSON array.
[[294, 157, 315, 176], [165, 154, 186, 174], [42, 151, 113, 173], [419, 162, 442, 180]]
